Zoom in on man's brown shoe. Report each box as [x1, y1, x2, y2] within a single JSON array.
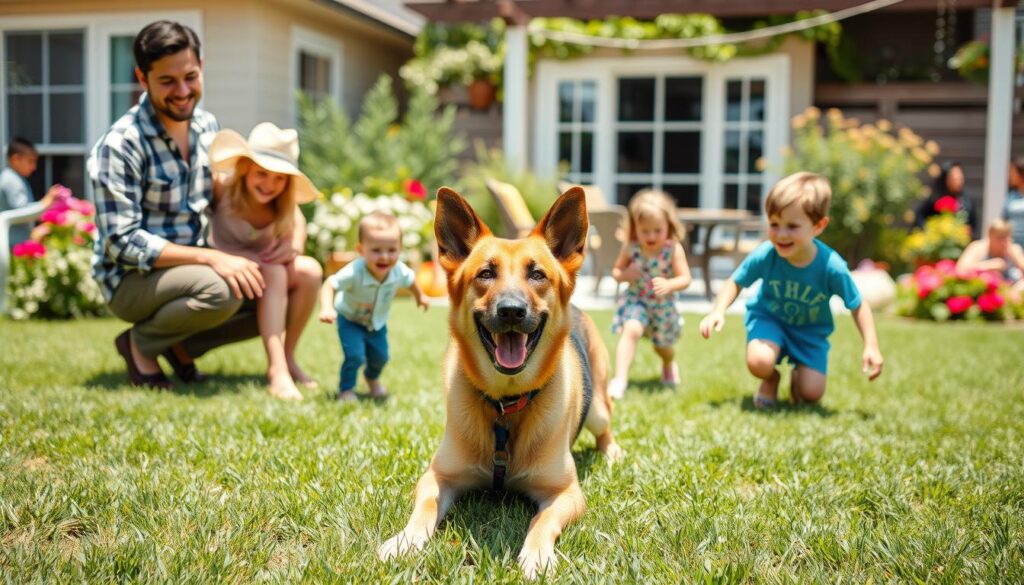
[[115, 330, 173, 390]]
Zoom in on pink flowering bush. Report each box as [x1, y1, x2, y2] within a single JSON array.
[[6, 187, 106, 320], [897, 259, 1023, 322]]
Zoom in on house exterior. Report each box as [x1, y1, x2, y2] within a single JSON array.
[[0, 0, 423, 199], [409, 0, 1020, 225]]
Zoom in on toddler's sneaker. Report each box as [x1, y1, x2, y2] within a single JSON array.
[[336, 389, 357, 402], [367, 378, 389, 400], [661, 362, 680, 387], [607, 377, 627, 400]]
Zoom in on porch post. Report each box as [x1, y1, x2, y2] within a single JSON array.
[[983, 6, 1016, 229], [503, 24, 528, 172]]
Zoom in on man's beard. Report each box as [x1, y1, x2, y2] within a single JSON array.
[[153, 94, 198, 122]]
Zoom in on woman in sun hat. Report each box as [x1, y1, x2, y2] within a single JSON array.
[[207, 122, 323, 400]]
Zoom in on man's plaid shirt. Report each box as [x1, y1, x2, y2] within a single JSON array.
[[88, 92, 220, 301]]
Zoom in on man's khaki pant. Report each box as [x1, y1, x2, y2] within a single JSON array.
[[108, 265, 258, 358]]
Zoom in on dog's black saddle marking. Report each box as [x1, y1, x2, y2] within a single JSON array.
[[570, 306, 593, 441]]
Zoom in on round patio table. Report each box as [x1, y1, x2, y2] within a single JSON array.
[[676, 208, 759, 301]]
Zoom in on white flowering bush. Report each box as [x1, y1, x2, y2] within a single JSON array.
[[305, 191, 434, 266], [400, 40, 502, 95], [6, 189, 106, 320]]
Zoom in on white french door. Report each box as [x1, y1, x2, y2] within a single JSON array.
[[534, 54, 789, 212]]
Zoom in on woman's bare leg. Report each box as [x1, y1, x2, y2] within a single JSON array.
[[283, 255, 322, 387], [259, 263, 302, 400]]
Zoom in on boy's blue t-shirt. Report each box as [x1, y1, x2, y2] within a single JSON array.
[[732, 239, 862, 336]]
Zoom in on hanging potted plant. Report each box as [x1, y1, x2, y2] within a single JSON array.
[[948, 36, 1024, 85], [400, 40, 502, 109]]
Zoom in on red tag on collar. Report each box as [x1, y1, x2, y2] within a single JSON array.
[[498, 394, 530, 414]]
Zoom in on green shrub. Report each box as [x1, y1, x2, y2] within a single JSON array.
[[297, 75, 465, 197], [780, 107, 938, 267]]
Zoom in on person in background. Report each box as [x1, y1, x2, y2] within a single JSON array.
[[1, 137, 61, 248], [956, 219, 1024, 292], [915, 161, 977, 236], [1003, 157, 1024, 245]]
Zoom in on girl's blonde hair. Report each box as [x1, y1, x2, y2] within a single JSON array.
[[625, 189, 686, 243], [221, 158, 296, 238], [988, 218, 1013, 238]]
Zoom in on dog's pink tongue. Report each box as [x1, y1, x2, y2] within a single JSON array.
[[495, 332, 528, 369]]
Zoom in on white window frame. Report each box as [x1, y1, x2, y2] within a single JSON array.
[[290, 25, 344, 125], [0, 11, 202, 197], [556, 79, 598, 185], [534, 53, 789, 209]]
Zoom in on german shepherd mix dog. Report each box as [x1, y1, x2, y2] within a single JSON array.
[[378, 187, 623, 578]]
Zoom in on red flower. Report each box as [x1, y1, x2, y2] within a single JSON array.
[[934, 259, 957, 275], [40, 208, 69, 226], [12, 240, 46, 259], [915, 271, 944, 299], [946, 295, 973, 314], [403, 179, 427, 200], [977, 291, 1005, 312], [77, 221, 96, 234], [978, 270, 1003, 291], [934, 195, 959, 214]]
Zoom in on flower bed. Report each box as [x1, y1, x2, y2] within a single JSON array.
[[6, 188, 106, 320], [897, 259, 1024, 322]]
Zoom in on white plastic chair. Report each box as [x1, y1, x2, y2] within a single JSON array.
[[0, 201, 47, 314]]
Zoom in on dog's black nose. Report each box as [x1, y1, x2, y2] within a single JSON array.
[[497, 298, 528, 324]]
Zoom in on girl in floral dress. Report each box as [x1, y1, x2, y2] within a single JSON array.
[[608, 189, 693, 399]]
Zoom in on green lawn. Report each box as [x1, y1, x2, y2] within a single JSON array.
[[2, 301, 1023, 582]]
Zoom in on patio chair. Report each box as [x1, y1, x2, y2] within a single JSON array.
[[586, 205, 627, 295], [0, 200, 47, 314], [557, 180, 609, 212], [702, 218, 766, 298], [485, 177, 535, 238]]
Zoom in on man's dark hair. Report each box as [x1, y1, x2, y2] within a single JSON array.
[[133, 20, 202, 74], [5, 136, 36, 160]]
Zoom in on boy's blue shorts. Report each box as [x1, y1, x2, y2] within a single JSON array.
[[744, 311, 830, 374]]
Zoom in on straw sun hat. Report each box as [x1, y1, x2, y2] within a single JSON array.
[[208, 122, 320, 204]]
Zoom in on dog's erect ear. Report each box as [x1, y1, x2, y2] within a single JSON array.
[[533, 186, 588, 271], [434, 187, 491, 269]]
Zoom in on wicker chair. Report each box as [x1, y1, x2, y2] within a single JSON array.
[[586, 205, 628, 295], [485, 178, 535, 238]]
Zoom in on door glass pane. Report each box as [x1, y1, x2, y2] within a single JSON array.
[[5, 33, 42, 87], [724, 183, 739, 209], [52, 155, 86, 197], [111, 36, 136, 84], [50, 93, 84, 143], [750, 79, 766, 121], [111, 92, 135, 122], [559, 132, 573, 170], [747, 131, 763, 173], [664, 77, 702, 121], [724, 130, 741, 174], [616, 183, 648, 205], [558, 81, 574, 122], [49, 32, 84, 85], [663, 184, 700, 209], [580, 81, 596, 123], [725, 80, 743, 122], [617, 132, 653, 173], [746, 183, 763, 214], [618, 77, 655, 121], [664, 131, 701, 173], [580, 132, 593, 174], [8, 94, 43, 142]]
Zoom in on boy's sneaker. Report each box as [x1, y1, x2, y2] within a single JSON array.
[[607, 377, 627, 400], [367, 379, 389, 400], [336, 389, 357, 402], [661, 362, 680, 387]]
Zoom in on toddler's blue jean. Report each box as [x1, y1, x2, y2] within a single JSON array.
[[337, 316, 389, 391]]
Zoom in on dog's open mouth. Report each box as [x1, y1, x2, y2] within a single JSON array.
[[475, 313, 547, 375]]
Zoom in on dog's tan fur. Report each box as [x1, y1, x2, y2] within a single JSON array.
[[378, 187, 623, 578]]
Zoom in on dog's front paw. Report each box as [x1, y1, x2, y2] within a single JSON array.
[[518, 546, 557, 580], [378, 530, 428, 561], [602, 441, 625, 464]]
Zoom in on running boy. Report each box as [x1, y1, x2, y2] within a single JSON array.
[[699, 172, 883, 408]]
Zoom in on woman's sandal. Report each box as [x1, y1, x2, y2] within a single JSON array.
[[161, 347, 208, 383], [115, 330, 173, 390]]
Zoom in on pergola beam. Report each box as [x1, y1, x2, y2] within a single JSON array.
[[406, 0, 1011, 23]]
